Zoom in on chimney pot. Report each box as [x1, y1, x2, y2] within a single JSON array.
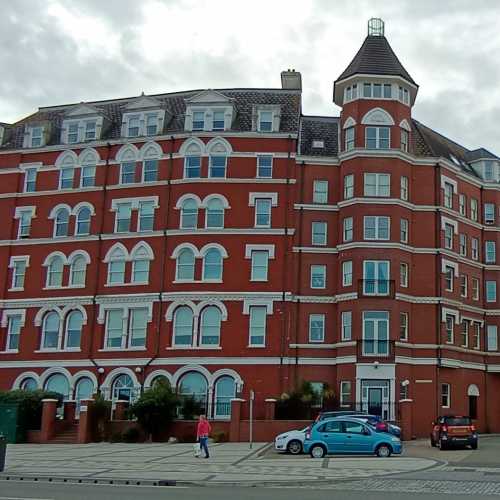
[[281, 69, 302, 90]]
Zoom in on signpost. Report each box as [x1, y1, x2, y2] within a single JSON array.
[[249, 390, 255, 449]]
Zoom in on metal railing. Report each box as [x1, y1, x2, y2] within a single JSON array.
[[358, 279, 395, 297], [357, 339, 395, 359]]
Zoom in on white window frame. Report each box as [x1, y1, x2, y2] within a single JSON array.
[[460, 320, 469, 348], [487, 325, 498, 351], [254, 198, 272, 228], [309, 314, 325, 343], [486, 280, 497, 303], [310, 264, 326, 289], [345, 126, 355, 151], [471, 198, 478, 221], [343, 217, 353, 242], [313, 180, 328, 204], [400, 176, 408, 200], [473, 323, 481, 350], [340, 381, 352, 407], [342, 261, 353, 287], [248, 306, 267, 347], [344, 174, 354, 199], [341, 311, 352, 341], [400, 262, 408, 288], [363, 260, 390, 296], [250, 250, 270, 282], [23, 167, 38, 193], [441, 383, 450, 408], [445, 314, 454, 344], [459, 194, 466, 216], [312, 221, 328, 246], [400, 218, 408, 243], [400, 312, 409, 341], [4, 311, 25, 352], [472, 277, 480, 301], [444, 223, 454, 249], [444, 266, 454, 292], [257, 155, 273, 178], [364, 173, 390, 197], [472, 238, 479, 261], [9, 256, 29, 291], [459, 233, 467, 256], [365, 126, 390, 149], [443, 182, 453, 209], [460, 274, 468, 298], [485, 241, 496, 264], [484, 203, 496, 225], [15, 206, 36, 239], [363, 216, 390, 240]]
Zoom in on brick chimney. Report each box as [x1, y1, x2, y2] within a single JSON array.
[[281, 69, 302, 90]]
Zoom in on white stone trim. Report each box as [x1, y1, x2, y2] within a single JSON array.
[[360, 107, 395, 126], [248, 192, 278, 207], [170, 242, 200, 259], [110, 196, 159, 210], [342, 116, 356, 129], [175, 193, 202, 209], [9, 255, 30, 268], [441, 175, 458, 193], [441, 215, 459, 234], [441, 307, 460, 325], [14, 206, 36, 219], [72, 202, 96, 216], [101, 367, 140, 390], [1, 309, 27, 328], [244, 244, 275, 259], [165, 299, 228, 322], [11, 371, 41, 389], [200, 193, 231, 209], [144, 369, 173, 388], [97, 301, 154, 325], [442, 258, 459, 277], [399, 119, 411, 131], [242, 299, 274, 315]]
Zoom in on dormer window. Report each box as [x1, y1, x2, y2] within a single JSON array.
[[146, 114, 158, 135], [68, 123, 78, 144], [485, 161, 495, 181], [31, 127, 43, 147], [85, 121, 96, 141], [128, 115, 140, 137], [192, 111, 205, 131], [213, 111, 225, 131], [258, 111, 273, 132]]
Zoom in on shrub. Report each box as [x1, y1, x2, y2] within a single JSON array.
[[212, 430, 228, 443], [0, 390, 63, 438], [122, 426, 141, 443], [179, 396, 204, 420], [91, 392, 112, 442], [275, 381, 334, 420], [130, 379, 178, 440]]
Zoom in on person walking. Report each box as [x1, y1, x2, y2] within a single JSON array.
[[196, 414, 211, 459]]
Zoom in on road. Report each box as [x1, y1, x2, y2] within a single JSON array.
[[0, 482, 499, 500]]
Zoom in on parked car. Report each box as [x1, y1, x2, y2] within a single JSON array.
[[315, 410, 366, 422], [430, 415, 478, 450], [274, 427, 308, 454], [333, 414, 402, 437], [304, 417, 402, 458]]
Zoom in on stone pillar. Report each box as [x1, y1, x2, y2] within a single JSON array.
[[77, 399, 94, 444], [229, 398, 245, 442], [64, 400, 77, 422], [114, 400, 129, 421], [264, 398, 277, 420], [399, 399, 414, 441], [40, 399, 58, 443]]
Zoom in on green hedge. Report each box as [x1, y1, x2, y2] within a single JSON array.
[[0, 390, 63, 434]]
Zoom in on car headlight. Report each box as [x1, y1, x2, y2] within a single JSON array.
[[391, 437, 401, 442], [277, 435, 287, 440]]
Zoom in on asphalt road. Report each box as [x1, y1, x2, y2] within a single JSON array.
[[0, 482, 498, 500]]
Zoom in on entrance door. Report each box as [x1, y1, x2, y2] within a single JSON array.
[[469, 396, 478, 420], [368, 388, 383, 417]]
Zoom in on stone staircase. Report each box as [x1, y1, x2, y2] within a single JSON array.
[[50, 423, 79, 444]]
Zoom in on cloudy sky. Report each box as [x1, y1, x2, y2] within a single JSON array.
[[1, 0, 499, 153]]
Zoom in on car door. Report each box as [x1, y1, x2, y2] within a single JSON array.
[[318, 420, 344, 454], [342, 420, 373, 453]]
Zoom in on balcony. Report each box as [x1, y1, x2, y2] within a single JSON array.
[[357, 339, 395, 361], [358, 279, 395, 298]]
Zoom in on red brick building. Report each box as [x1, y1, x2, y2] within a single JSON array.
[[0, 19, 498, 437]]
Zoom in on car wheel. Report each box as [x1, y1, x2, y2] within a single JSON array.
[[471, 442, 478, 450], [439, 438, 447, 450], [287, 439, 303, 455], [376, 444, 392, 458], [310, 444, 326, 459], [430, 435, 436, 447]]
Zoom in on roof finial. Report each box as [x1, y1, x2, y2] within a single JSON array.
[[368, 18, 384, 37]]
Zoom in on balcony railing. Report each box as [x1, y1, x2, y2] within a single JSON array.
[[357, 339, 395, 360], [358, 279, 395, 298]]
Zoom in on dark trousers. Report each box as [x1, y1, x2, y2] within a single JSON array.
[[199, 437, 209, 457]]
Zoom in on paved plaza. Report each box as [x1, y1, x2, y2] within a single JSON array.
[[1, 441, 436, 485]]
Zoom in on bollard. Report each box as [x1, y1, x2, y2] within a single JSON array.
[[0, 435, 6, 472]]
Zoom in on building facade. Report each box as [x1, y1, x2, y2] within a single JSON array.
[[0, 19, 499, 437]]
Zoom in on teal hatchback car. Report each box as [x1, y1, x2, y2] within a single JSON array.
[[303, 417, 402, 458]]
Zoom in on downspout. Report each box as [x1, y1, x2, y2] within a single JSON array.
[[87, 142, 112, 390], [479, 184, 488, 431], [435, 161, 442, 419], [142, 136, 175, 383], [279, 134, 294, 394], [293, 160, 306, 388]]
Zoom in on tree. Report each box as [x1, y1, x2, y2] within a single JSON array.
[[130, 380, 178, 440]]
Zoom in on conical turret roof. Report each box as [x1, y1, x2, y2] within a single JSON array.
[[335, 34, 416, 86]]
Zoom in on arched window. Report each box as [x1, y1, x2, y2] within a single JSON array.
[[20, 377, 37, 391], [173, 306, 194, 346], [75, 377, 94, 415], [199, 306, 221, 346], [176, 249, 195, 280], [206, 198, 225, 228], [65, 310, 83, 349], [203, 248, 223, 280], [42, 311, 60, 349], [214, 376, 236, 418], [131, 243, 153, 284], [75, 207, 91, 235], [178, 372, 208, 413], [112, 374, 134, 402], [181, 198, 198, 229], [54, 208, 70, 237], [106, 246, 127, 284], [44, 373, 70, 400], [70, 256, 87, 286], [47, 256, 64, 287], [151, 375, 169, 388]]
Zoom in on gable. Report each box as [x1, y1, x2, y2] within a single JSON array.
[[65, 104, 102, 117], [124, 95, 163, 110], [185, 89, 233, 104]]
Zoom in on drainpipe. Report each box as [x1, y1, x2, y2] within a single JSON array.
[[142, 136, 175, 386], [87, 142, 112, 391], [435, 161, 442, 419]]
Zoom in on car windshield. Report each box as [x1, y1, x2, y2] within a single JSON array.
[[444, 417, 471, 426]]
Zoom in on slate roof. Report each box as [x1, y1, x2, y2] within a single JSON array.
[[0, 89, 302, 150], [465, 148, 499, 162], [299, 116, 339, 156], [336, 35, 417, 86]]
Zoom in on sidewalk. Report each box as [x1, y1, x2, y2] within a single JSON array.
[[0, 442, 437, 486]]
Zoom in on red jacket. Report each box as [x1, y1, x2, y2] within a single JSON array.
[[196, 420, 211, 438]]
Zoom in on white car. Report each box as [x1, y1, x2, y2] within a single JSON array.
[[274, 427, 308, 454]]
